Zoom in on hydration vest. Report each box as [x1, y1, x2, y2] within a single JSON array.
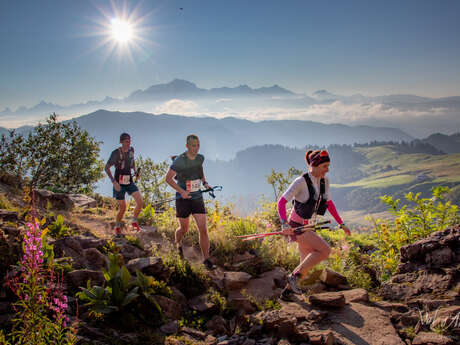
[[293, 173, 328, 219]]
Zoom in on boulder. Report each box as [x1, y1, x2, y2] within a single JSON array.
[[34, 189, 96, 210], [66, 269, 105, 288], [412, 332, 455, 345], [83, 248, 108, 270], [188, 294, 218, 313], [227, 290, 257, 314], [206, 315, 230, 335], [308, 331, 334, 345], [0, 209, 18, 222], [125, 257, 167, 278], [224, 271, 252, 290], [255, 309, 297, 339], [309, 292, 346, 308], [181, 326, 206, 340], [319, 268, 348, 287], [342, 288, 369, 303], [155, 295, 182, 320], [117, 242, 149, 262], [160, 320, 179, 335]]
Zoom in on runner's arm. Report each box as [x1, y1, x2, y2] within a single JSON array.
[[105, 162, 115, 183], [165, 168, 190, 198], [326, 200, 351, 235]]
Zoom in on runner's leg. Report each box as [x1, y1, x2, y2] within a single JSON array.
[[295, 230, 331, 278], [193, 213, 209, 260], [131, 191, 143, 219], [176, 217, 190, 246], [117, 200, 126, 224]]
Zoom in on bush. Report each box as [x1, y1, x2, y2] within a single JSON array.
[[369, 186, 459, 281], [0, 113, 104, 194]]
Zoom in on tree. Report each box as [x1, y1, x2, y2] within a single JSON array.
[[0, 113, 104, 194], [135, 156, 171, 206], [266, 167, 302, 201]]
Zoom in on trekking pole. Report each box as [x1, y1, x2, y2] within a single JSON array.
[[237, 220, 331, 241], [151, 185, 223, 206]]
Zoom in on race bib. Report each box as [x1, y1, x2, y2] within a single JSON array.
[[119, 175, 131, 185], [186, 179, 201, 192]]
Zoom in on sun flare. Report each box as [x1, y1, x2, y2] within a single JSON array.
[[110, 18, 133, 43]]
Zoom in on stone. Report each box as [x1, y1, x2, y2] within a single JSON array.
[[118, 242, 148, 262], [224, 271, 252, 290], [155, 295, 182, 320], [181, 326, 206, 340], [277, 339, 291, 345], [206, 315, 229, 335], [188, 294, 218, 313], [66, 269, 105, 288], [426, 247, 454, 267], [83, 248, 108, 270], [342, 288, 369, 303], [205, 334, 217, 345], [34, 189, 97, 210], [125, 256, 166, 277], [256, 309, 297, 338], [227, 290, 256, 314], [0, 209, 18, 222], [319, 268, 348, 287], [242, 339, 255, 345], [308, 331, 334, 345], [160, 320, 178, 334], [431, 306, 460, 328], [309, 292, 346, 308], [412, 331, 455, 345], [171, 287, 188, 309]]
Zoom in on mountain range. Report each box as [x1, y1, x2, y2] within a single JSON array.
[[2, 79, 460, 138]]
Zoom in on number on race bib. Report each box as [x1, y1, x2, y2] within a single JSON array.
[[186, 179, 201, 192], [119, 175, 131, 185]]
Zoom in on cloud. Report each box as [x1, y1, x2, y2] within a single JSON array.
[[154, 99, 199, 114]]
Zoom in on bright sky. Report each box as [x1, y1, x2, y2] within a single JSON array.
[[1, 0, 460, 110]]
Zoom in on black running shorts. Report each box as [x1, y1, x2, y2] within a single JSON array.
[[176, 197, 206, 218]]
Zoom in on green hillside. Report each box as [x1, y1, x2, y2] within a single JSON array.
[[332, 145, 460, 212]]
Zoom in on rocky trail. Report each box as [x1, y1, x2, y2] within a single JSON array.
[[1, 188, 459, 344]]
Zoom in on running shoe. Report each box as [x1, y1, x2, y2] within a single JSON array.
[[114, 225, 122, 236], [203, 259, 214, 270], [287, 273, 302, 295], [131, 221, 141, 232], [177, 245, 184, 259], [280, 287, 295, 302]]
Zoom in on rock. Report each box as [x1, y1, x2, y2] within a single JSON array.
[[308, 331, 334, 345], [155, 295, 182, 320], [83, 248, 108, 270], [0, 301, 11, 313], [188, 294, 218, 313], [412, 331, 455, 345], [256, 309, 297, 338], [342, 288, 369, 303], [34, 189, 97, 210], [309, 292, 346, 308], [259, 267, 288, 288], [205, 334, 218, 345], [0, 209, 18, 222], [125, 257, 166, 276], [431, 305, 460, 328], [373, 301, 409, 313], [66, 269, 105, 288], [242, 339, 255, 345], [206, 315, 229, 335], [233, 251, 256, 264], [320, 268, 348, 287], [181, 326, 206, 340], [171, 287, 188, 309], [160, 320, 178, 334], [247, 324, 263, 338], [306, 282, 327, 294], [277, 339, 291, 345], [117, 242, 148, 262], [242, 270, 284, 301], [426, 247, 454, 267], [224, 271, 252, 290], [228, 290, 257, 313]]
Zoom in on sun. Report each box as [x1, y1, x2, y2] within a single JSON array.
[[110, 18, 133, 43]]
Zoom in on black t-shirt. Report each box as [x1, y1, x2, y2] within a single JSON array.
[[107, 147, 135, 183], [170, 152, 204, 193]]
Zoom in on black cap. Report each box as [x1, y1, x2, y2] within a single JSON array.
[[120, 133, 130, 142]]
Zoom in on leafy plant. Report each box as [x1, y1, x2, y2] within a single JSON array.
[[138, 204, 156, 226], [77, 253, 139, 317], [370, 186, 459, 281], [48, 214, 72, 238]]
